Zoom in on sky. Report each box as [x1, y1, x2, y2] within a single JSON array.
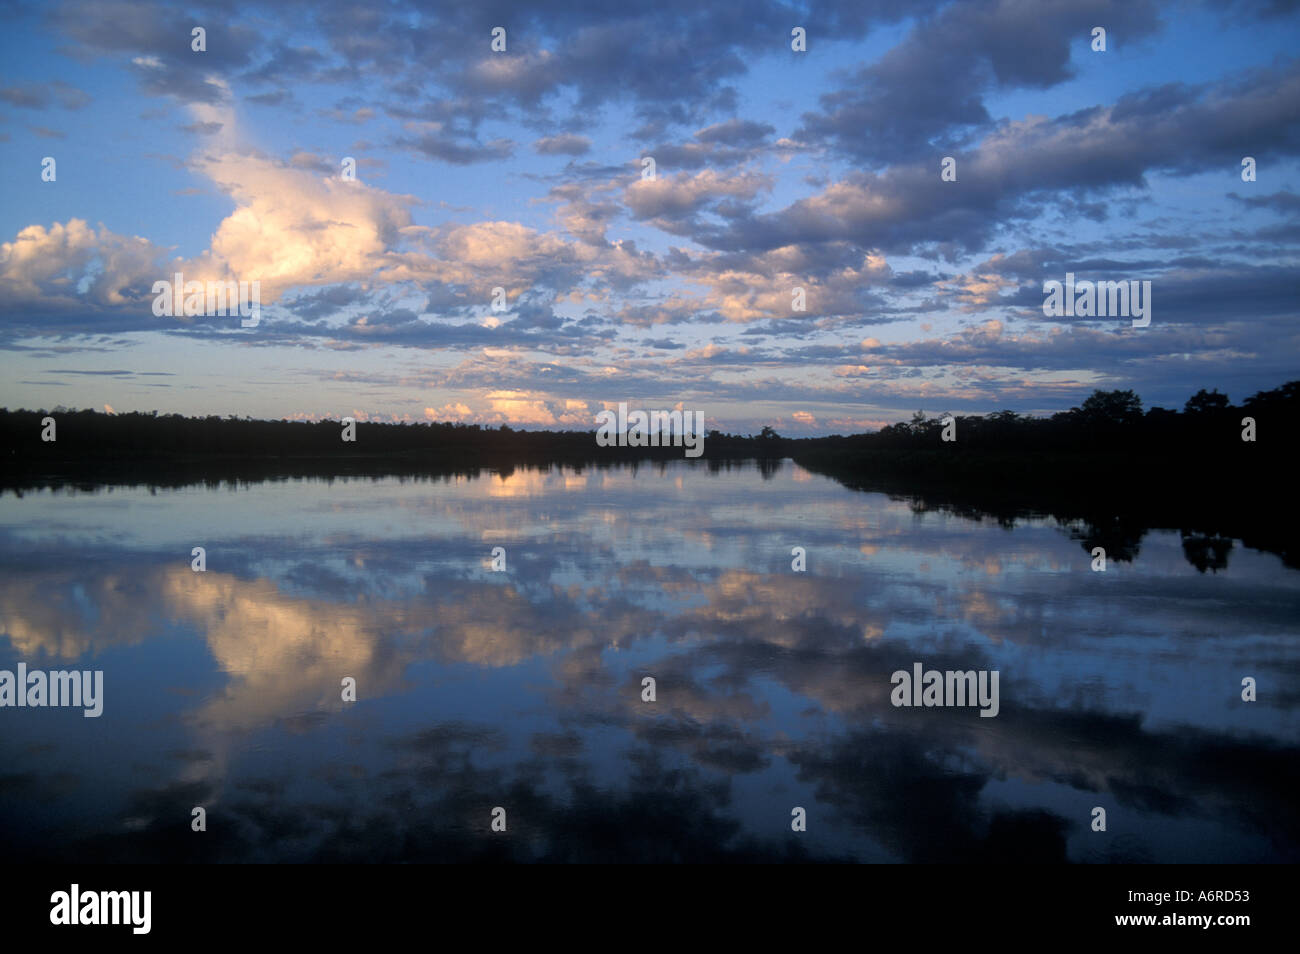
[[0, 0, 1297, 434]]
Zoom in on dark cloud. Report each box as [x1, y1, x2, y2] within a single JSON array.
[[695, 59, 1300, 257], [533, 133, 591, 156], [392, 129, 514, 165], [0, 79, 90, 109], [1228, 189, 1300, 214], [693, 118, 775, 147], [50, 0, 259, 104], [797, 0, 1164, 164]]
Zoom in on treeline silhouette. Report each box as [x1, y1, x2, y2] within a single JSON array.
[[3, 381, 1295, 566], [7, 381, 1290, 466], [789, 380, 1299, 569], [0, 407, 784, 495], [1, 409, 774, 465], [792, 381, 1296, 454]]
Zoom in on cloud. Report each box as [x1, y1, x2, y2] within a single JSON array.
[[533, 134, 591, 156], [53, 0, 258, 104], [695, 59, 1300, 258], [0, 219, 165, 313], [181, 151, 417, 298], [663, 244, 893, 323], [623, 168, 772, 235], [393, 124, 515, 165], [478, 389, 595, 426], [693, 118, 775, 147], [425, 403, 473, 421], [797, 0, 1163, 163], [0, 80, 91, 110]]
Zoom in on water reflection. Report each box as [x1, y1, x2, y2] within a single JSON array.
[[1, 461, 1296, 862]]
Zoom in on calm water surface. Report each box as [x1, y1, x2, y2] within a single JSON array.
[[1, 461, 1296, 862]]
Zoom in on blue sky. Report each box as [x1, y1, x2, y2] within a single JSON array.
[[1, 0, 1298, 433]]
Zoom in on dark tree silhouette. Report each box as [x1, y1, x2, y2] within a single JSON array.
[[1077, 389, 1143, 425], [1184, 389, 1230, 414]]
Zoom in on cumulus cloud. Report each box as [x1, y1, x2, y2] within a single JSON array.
[[623, 168, 771, 235], [182, 150, 417, 299], [0, 219, 165, 312]]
